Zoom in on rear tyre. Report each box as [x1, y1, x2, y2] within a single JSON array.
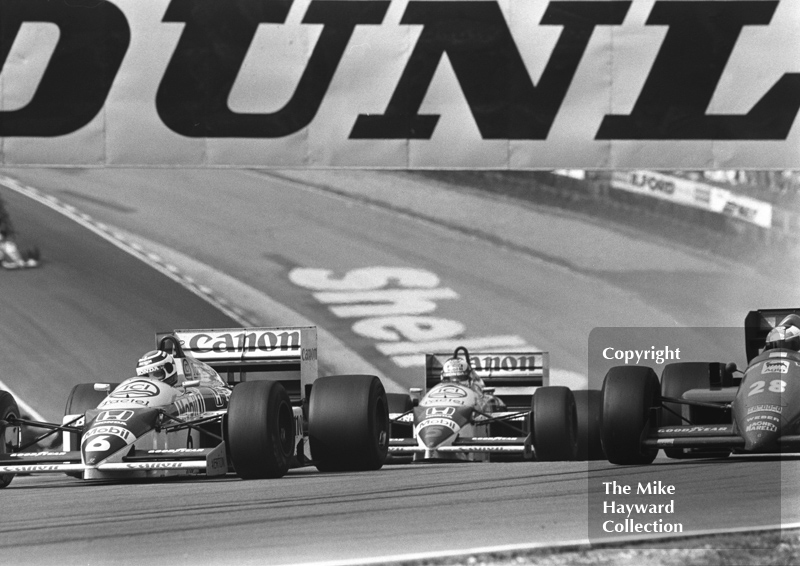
[[0, 391, 20, 488], [531, 386, 578, 461], [574, 389, 604, 461], [309, 375, 389, 472], [661, 362, 730, 459], [228, 381, 294, 479], [601, 366, 660, 465]]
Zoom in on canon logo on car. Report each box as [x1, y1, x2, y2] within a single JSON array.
[[187, 331, 299, 353], [471, 355, 540, 372]]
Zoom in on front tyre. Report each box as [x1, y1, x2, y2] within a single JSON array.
[[228, 381, 294, 479], [309, 375, 389, 472], [660, 362, 731, 459], [601, 366, 660, 465], [0, 391, 21, 488], [531, 386, 578, 461], [573, 389, 604, 461]]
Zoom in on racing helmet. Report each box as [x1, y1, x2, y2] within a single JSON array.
[[765, 315, 800, 352], [136, 350, 178, 386], [441, 357, 472, 383]]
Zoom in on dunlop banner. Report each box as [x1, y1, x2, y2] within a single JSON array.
[[0, 0, 798, 168]]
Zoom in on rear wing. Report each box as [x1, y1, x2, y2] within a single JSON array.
[[425, 351, 549, 410], [745, 309, 800, 362], [155, 326, 318, 400]]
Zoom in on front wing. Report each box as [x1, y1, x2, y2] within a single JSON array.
[[0, 443, 228, 478], [644, 424, 800, 452], [389, 436, 533, 457], [389, 410, 533, 458]]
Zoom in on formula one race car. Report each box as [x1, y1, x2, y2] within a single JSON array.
[[387, 347, 579, 462], [0, 238, 39, 269], [600, 308, 800, 465], [0, 326, 389, 487]]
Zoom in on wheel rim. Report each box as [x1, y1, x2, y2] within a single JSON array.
[[277, 402, 294, 456], [374, 397, 388, 450]]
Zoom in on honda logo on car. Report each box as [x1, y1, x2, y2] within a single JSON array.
[[425, 407, 455, 417], [97, 410, 134, 422]]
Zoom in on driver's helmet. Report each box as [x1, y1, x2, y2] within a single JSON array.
[[441, 357, 472, 384], [765, 315, 800, 352], [136, 350, 178, 386]]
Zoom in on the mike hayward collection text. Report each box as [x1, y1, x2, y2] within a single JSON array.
[[601, 480, 684, 534]]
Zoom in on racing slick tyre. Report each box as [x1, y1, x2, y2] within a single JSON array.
[[228, 380, 294, 479], [660, 362, 731, 460], [573, 389, 604, 461], [531, 386, 578, 461], [309, 375, 389, 472], [601, 366, 660, 465], [386, 393, 414, 414], [0, 391, 21, 488]]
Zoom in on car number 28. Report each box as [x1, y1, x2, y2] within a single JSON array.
[[748, 380, 787, 396]]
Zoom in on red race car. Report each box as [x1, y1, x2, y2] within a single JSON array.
[[600, 308, 800, 464]]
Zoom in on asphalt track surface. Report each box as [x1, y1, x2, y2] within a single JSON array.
[[0, 169, 798, 565]]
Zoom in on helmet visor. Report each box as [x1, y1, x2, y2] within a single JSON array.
[[148, 367, 167, 379]]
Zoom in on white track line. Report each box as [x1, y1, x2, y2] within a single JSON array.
[[0, 174, 399, 422], [0, 174, 248, 324], [274, 522, 800, 566]]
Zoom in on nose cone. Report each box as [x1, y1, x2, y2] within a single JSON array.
[[81, 423, 139, 466], [742, 419, 781, 452], [418, 424, 455, 448], [82, 431, 130, 465]]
